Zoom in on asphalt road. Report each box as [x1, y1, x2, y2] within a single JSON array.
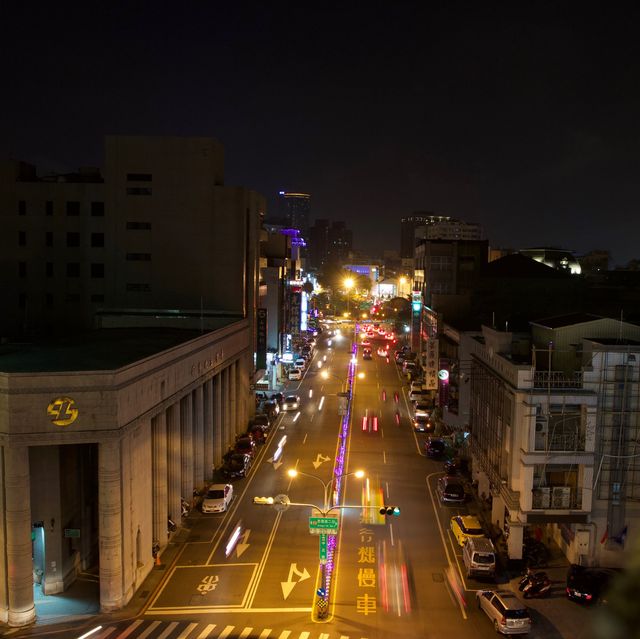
[[124, 324, 540, 639]]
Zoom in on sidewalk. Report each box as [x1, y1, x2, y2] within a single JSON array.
[[2, 531, 188, 637]]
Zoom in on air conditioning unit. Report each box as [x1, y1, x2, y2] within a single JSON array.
[[532, 487, 550, 509], [551, 486, 571, 508], [535, 418, 548, 434]]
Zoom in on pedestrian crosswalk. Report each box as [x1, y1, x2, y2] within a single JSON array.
[[85, 620, 368, 639]]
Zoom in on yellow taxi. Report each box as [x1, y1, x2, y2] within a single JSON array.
[[450, 515, 485, 546]]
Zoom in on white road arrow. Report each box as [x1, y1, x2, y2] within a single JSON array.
[[267, 457, 284, 470], [236, 529, 251, 558], [312, 453, 331, 469], [281, 562, 310, 600]]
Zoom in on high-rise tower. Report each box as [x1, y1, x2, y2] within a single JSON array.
[[279, 191, 311, 237]]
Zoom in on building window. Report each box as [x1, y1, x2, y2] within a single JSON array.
[[66, 201, 80, 216], [91, 232, 105, 247], [18, 231, 26, 246], [126, 221, 152, 230], [65, 293, 81, 302], [126, 173, 152, 181], [46, 262, 53, 277], [18, 262, 26, 277], [91, 294, 104, 303], [91, 263, 105, 278], [45, 293, 53, 308], [91, 201, 105, 217], [126, 187, 152, 196], [19, 293, 26, 309], [126, 253, 151, 261], [45, 200, 54, 216], [45, 231, 53, 247], [67, 232, 81, 247], [18, 200, 26, 215], [66, 263, 80, 277], [126, 283, 151, 292]]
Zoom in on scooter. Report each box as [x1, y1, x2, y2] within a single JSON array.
[[519, 570, 551, 598]]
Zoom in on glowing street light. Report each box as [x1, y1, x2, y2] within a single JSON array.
[[344, 277, 354, 316]]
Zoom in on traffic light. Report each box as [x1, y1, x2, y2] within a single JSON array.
[[379, 506, 401, 516]]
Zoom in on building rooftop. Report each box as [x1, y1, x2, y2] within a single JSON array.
[[484, 253, 569, 278], [531, 313, 604, 329], [0, 328, 208, 373], [585, 337, 640, 347]]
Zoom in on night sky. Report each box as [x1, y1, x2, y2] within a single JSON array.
[[3, 2, 640, 265]]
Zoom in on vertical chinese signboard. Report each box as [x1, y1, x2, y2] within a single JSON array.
[[256, 308, 267, 370], [289, 291, 301, 336], [425, 338, 439, 390]]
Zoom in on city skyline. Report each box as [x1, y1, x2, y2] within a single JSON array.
[[3, 3, 640, 264]]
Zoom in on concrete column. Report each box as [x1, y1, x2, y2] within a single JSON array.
[[166, 404, 181, 529], [4, 446, 35, 626], [213, 374, 224, 466], [180, 394, 194, 502], [152, 411, 168, 545], [203, 379, 214, 480], [507, 523, 524, 561], [193, 386, 204, 488], [230, 361, 238, 437], [98, 440, 124, 612], [223, 367, 231, 444]]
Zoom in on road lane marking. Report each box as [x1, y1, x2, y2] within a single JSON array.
[[383, 450, 387, 464], [425, 472, 468, 620], [258, 630, 272, 639], [237, 628, 253, 638], [218, 626, 235, 639], [137, 620, 161, 638], [157, 622, 179, 639], [113, 619, 143, 638], [390, 522, 395, 546], [303, 433, 308, 444], [176, 623, 198, 639], [196, 625, 216, 639], [277, 632, 291, 639]]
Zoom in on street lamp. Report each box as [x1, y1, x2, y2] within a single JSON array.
[[287, 468, 365, 515], [344, 277, 354, 317]]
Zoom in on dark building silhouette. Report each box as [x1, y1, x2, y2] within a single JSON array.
[[307, 218, 352, 270], [278, 191, 311, 237]]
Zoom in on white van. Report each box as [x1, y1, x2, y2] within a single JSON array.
[[463, 537, 496, 579]]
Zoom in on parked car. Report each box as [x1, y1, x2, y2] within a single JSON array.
[[270, 392, 284, 405], [451, 515, 485, 546], [409, 389, 430, 403], [247, 424, 267, 444], [202, 483, 234, 513], [425, 438, 446, 458], [288, 369, 302, 381], [221, 453, 252, 478], [294, 358, 306, 370], [476, 590, 532, 634], [262, 400, 280, 418], [566, 564, 619, 604], [252, 413, 271, 430], [362, 348, 373, 360], [234, 436, 256, 457], [437, 476, 466, 503], [282, 394, 300, 411]]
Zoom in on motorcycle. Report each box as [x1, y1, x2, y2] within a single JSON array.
[[518, 570, 551, 598], [181, 498, 191, 517]]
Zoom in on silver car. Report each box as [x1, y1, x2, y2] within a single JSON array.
[[282, 395, 300, 411], [476, 590, 532, 635]]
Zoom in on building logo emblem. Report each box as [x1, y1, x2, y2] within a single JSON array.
[[47, 397, 79, 426]]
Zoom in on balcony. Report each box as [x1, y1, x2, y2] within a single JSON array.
[[532, 371, 583, 389], [531, 486, 582, 510]]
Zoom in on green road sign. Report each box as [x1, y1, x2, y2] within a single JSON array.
[[319, 533, 328, 563], [309, 515, 339, 535]]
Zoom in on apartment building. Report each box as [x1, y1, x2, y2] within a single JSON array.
[[462, 315, 640, 567]]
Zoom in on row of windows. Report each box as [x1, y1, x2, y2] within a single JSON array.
[[16, 285, 151, 308], [18, 228, 151, 247], [18, 262, 105, 277], [17, 201, 105, 216]]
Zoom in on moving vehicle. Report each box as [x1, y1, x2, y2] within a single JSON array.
[[282, 394, 300, 411], [362, 348, 372, 360], [413, 414, 434, 433], [476, 590, 532, 634], [451, 515, 485, 546], [288, 369, 302, 381], [566, 564, 618, 604], [202, 483, 234, 513], [221, 453, 252, 478], [414, 400, 432, 418], [437, 476, 466, 503], [463, 537, 496, 578]]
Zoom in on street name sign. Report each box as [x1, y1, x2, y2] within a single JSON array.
[[309, 516, 339, 535]]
